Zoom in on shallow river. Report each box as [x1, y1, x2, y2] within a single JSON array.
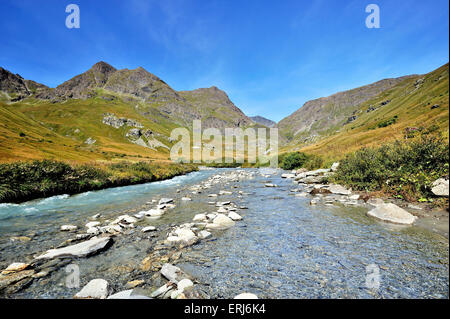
[[0, 168, 448, 299]]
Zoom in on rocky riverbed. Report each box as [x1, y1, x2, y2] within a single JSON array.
[[0, 168, 448, 299]]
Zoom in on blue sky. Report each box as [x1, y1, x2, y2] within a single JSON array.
[[0, 0, 448, 122]]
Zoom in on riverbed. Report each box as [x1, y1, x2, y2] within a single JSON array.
[[0, 168, 448, 299]]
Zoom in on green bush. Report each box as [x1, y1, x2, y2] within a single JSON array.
[[280, 152, 309, 170], [333, 134, 449, 200]]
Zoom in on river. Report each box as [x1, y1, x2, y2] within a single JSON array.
[[0, 168, 448, 299]]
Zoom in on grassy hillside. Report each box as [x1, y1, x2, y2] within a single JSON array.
[[285, 63, 449, 162]]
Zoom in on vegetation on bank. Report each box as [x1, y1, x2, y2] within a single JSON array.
[[279, 151, 324, 171], [0, 160, 197, 203], [332, 134, 449, 202]]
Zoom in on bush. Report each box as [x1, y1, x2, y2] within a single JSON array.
[[280, 152, 309, 170], [333, 134, 449, 201]]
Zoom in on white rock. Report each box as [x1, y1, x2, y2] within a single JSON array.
[[206, 214, 235, 229], [331, 162, 340, 172], [181, 197, 192, 201], [142, 226, 156, 232], [265, 183, 277, 187], [36, 236, 112, 260], [107, 289, 150, 299], [217, 207, 228, 213], [144, 209, 164, 217], [111, 214, 137, 225], [85, 221, 100, 228], [75, 279, 110, 299], [281, 173, 296, 179], [161, 263, 184, 283], [349, 194, 360, 200], [228, 211, 242, 221], [99, 225, 122, 234], [431, 178, 449, 197], [234, 293, 258, 299], [177, 278, 194, 291], [61, 225, 78, 231], [367, 203, 417, 225], [159, 198, 174, 205], [198, 230, 211, 239], [193, 213, 207, 222], [90, 213, 101, 220], [327, 184, 352, 195], [87, 227, 100, 235]]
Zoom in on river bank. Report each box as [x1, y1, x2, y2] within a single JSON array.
[[0, 160, 198, 204], [0, 168, 448, 299]]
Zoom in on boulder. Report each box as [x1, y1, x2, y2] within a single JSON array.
[[36, 236, 112, 260], [206, 214, 235, 229], [75, 279, 110, 299], [198, 230, 211, 239], [327, 184, 352, 195], [367, 203, 417, 225], [431, 178, 449, 197], [193, 213, 207, 222], [177, 279, 194, 292]]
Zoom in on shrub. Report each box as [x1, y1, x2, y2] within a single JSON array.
[[280, 152, 309, 170], [333, 134, 449, 200]]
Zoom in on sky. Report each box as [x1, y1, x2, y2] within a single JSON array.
[[0, 0, 448, 122]]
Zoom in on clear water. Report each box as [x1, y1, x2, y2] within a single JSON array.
[[0, 168, 448, 299]]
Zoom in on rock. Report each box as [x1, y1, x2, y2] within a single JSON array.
[[193, 213, 207, 222], [206, 214, 235, 229], [125, 280, 145, 289], [219, 190, 232, 195], [367, 198, 385, 206], [177, 278, 194, 291], [10, 236, 31, 242], [431, 178, 449, 197], [111, 214, 137, 225], [87, 227, 100, 235], [99, 225, 122, 234], [150, 283, 175, 298], [0, 270, 35, 293], [36, 236, 112, 260], [2, 263, 30, 275], [217, 207, 228, 213], [326, 184, 351, 195], [60, 225, 78, 231], [310, 188, 331, 195], [75, 279, 110, 299], [265, 183, 277, 187], [90, 213, 101, 220], [198, 230, 211, 239], [84, 137, 96, 145], [281, 173, 296, 179], [208, 194, 218, 197], [228, 212, 242, 221], [144, 209, 164, 217], [85, 221, 101, 228], [181, 197, 192, 201], [159, 198, 174, 205], [349, 194, 360, 200], [331, 162, 340, 172], [367, 203, 417, 225], [107, 289, 151, 299], [160, 264, 188, 283], [142, 226, 156, 232], [234, 293, 258, 299]]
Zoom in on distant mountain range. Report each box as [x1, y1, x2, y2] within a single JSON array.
[[0, 61, 448, 162], [250, 116, 276, 127]]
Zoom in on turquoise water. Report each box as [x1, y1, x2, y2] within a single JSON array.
[[0, 168, 448, 299]]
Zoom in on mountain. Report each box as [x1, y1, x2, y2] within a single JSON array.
[[278, 75, 415, 144], [0, 62, 253, 162], [281, 63, 449, 160], [250, 116, 276, 127]]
